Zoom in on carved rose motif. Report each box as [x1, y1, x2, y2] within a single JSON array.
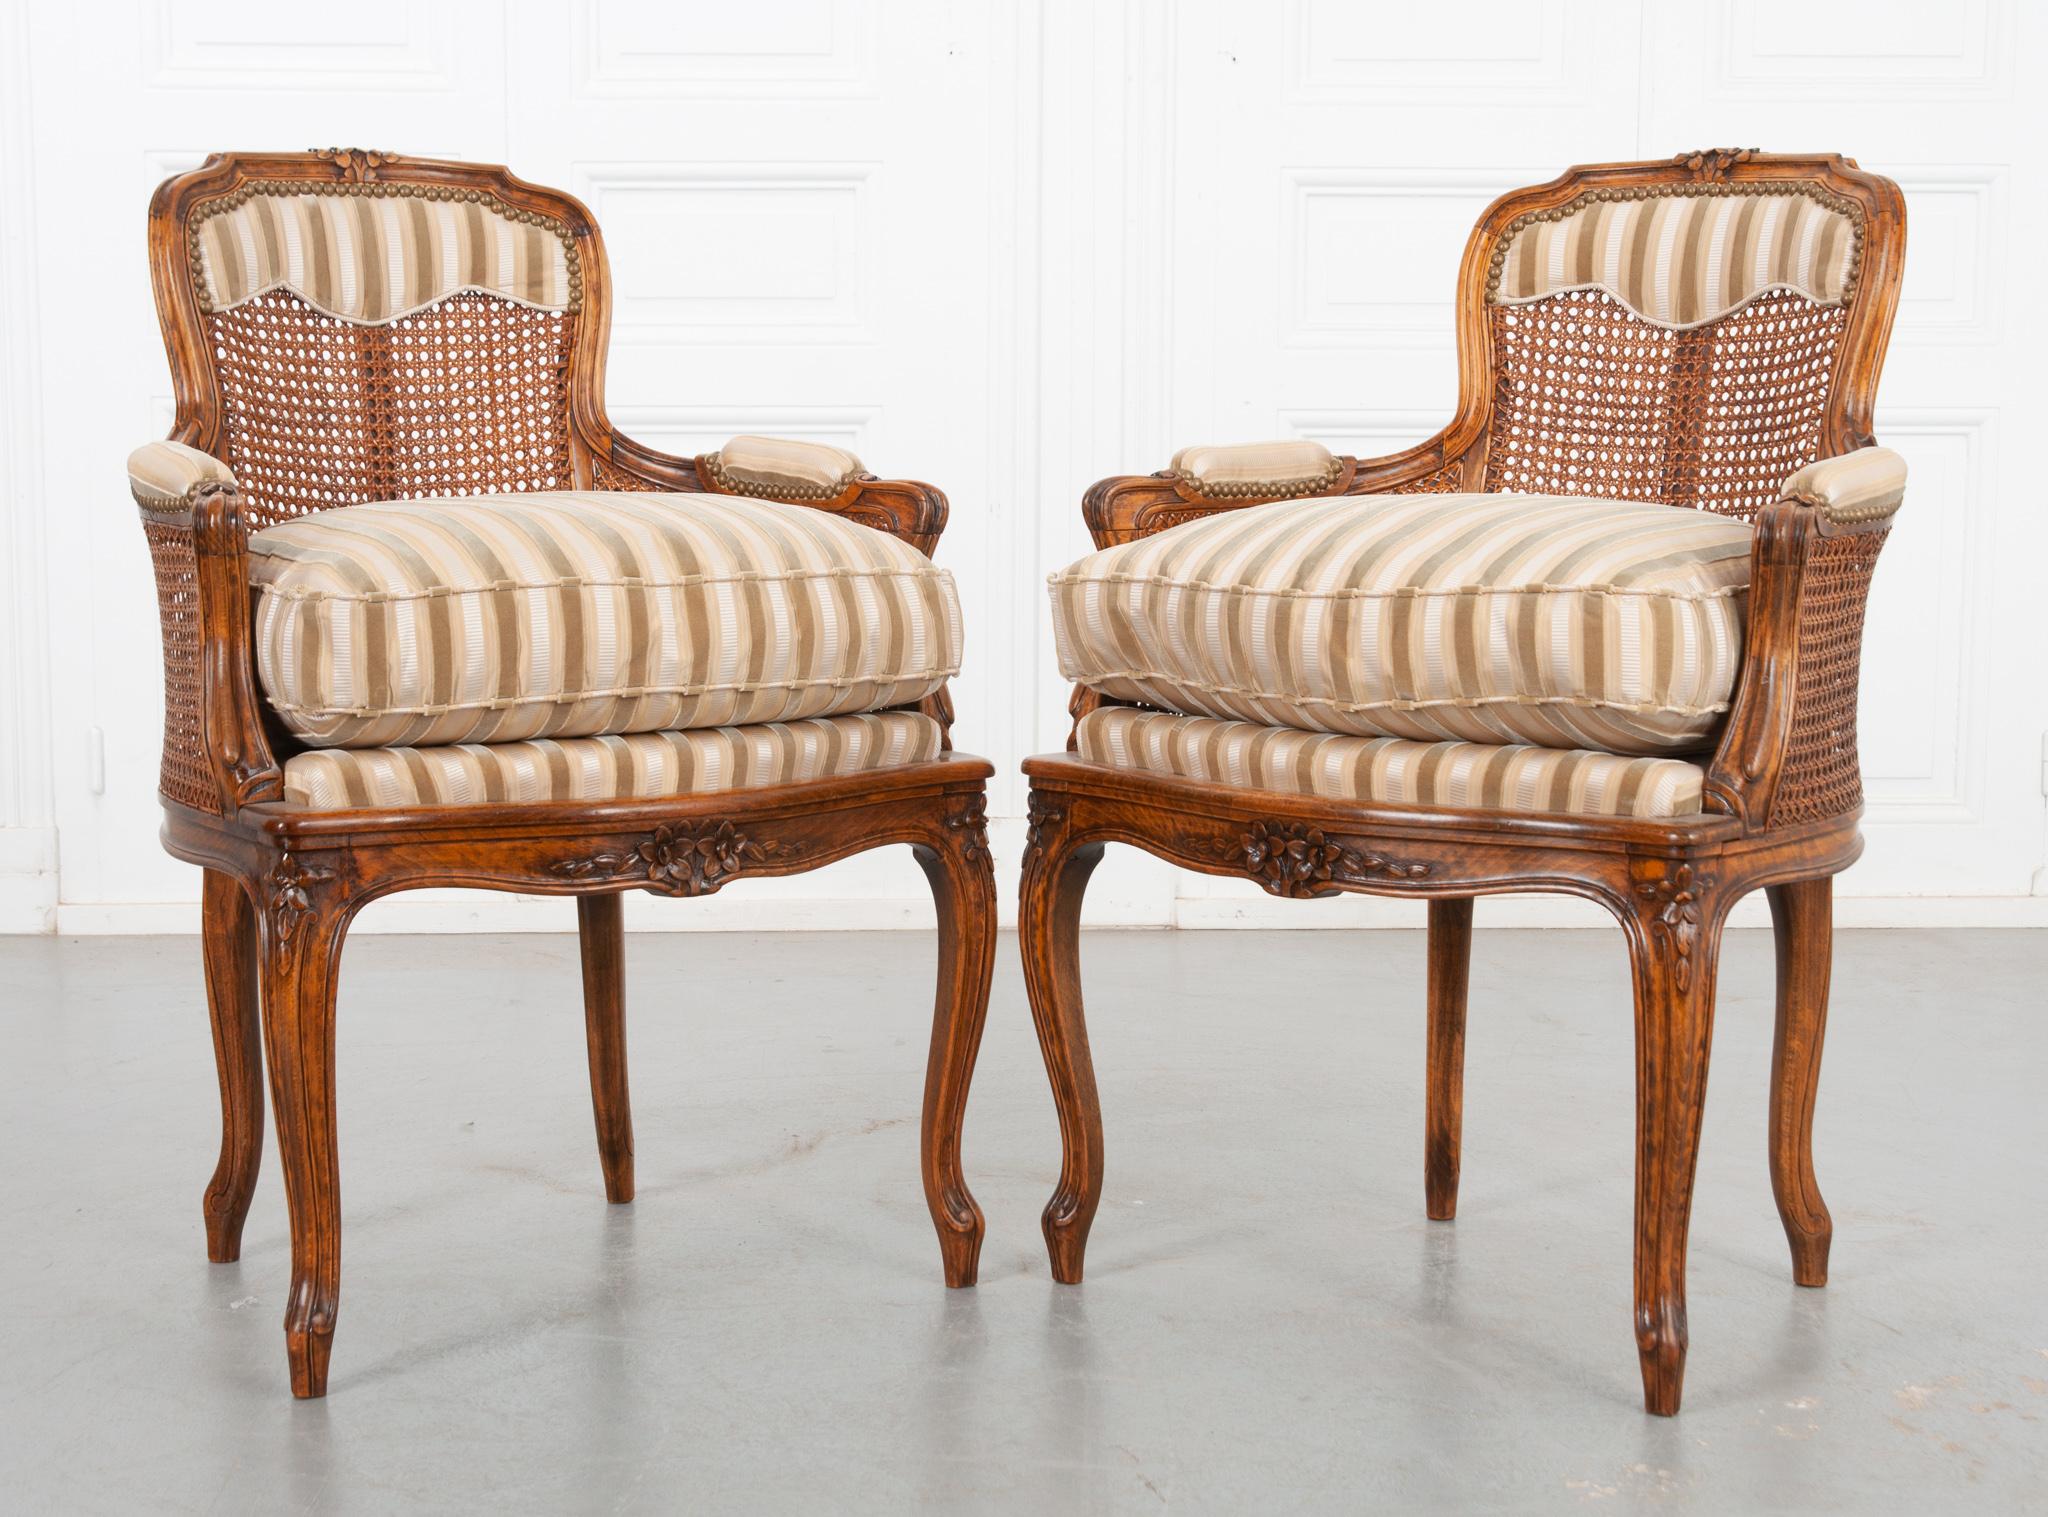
[[1635, 863, 1711, 991], [550, 822, 774, 897], [267, 852, 334, 946]]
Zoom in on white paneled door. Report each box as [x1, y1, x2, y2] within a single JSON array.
[[6, 1, 2044, 930]]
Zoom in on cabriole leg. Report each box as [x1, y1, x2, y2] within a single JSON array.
[[1624, 864, 1727, 1416], [1019, 796, 1105, 1284], [912, 803, 999, 1287], [261, 877, 351, 1399], [1767, 877, 1834, 1286], [201, 869, 263, 1262]]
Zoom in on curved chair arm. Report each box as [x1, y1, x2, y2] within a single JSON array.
[[1778, 446, 1908, 530], [127, 441, 282, 815], [1701, 447, 1906, 827], [595, 426, 950, 558], [1079, 425, 1475, 549]]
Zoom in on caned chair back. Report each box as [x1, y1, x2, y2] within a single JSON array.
[[148, 150, 628, 529], [1445, 150, 1905, 521]]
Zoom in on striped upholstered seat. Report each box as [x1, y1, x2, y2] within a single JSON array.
[[247, 490, 960, 750], [1050, 491, 1752, 758], [1076, 709, 1705, 819], [280, 712, 942, 811]]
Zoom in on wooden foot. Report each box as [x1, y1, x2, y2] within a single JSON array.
[[1425, 897, 1473, 1221], [913, 795, 998, 1287], [1624, 863, 1726, 1416], [577, 894, 634, 1204], [201, 870, 263, 1263], [1019, 793, 1105, 1285], [261, 860, 350, 1399], [1767, 878, 1834, 1286]]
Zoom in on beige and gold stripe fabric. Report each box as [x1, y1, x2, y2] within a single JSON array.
[[1781, 446, 1908, 527], [1078, 709, 1706, 819], [250, 490, 962, 749], [707, 436, 866, 500], [193, 189, 573, 323], [126, 439, 235, 507], [1049, 491, 1754, 756], [1493, 191, 1856, 328], [1170, 440, 1340, 498], [281, 712, 943, 811]]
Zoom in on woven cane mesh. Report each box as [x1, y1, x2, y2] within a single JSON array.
[[1483, 288, 1847, 522], [590, 454, 663, 491], [205, 289, 575, 528], [1769, 527, 1886, 825], [1383, 460, 1465, 494], [141, 519, 218, 813]]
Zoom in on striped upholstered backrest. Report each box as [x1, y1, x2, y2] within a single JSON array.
[[155, 153, 598, 531], [1473, 159, 1892, 522], [1490, 188, 1858, 330], [190, 184, 577, 323]]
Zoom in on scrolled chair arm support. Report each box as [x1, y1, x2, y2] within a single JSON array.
[[1702, 446, 1906, 827], [126, 440, 282, 815], [596, 427, 949, 558], [1080, 425, 1478, 549]]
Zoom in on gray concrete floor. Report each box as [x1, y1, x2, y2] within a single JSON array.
[[1, 926, 2043, 1514]]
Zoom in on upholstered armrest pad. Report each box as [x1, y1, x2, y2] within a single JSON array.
[[127, 440, 236, 508], [704, 435, 866, 501], [1168, 439, 1341, 500], [1781, 447, 1907, 527]]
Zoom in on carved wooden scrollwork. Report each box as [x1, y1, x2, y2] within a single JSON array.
[[267, 851, 335, 946], [312, 147, 392, 183], [1675, 147, 1757, 180], [1207, 820, 1431, 898], [549, 821, 779, 898], [943, 793, 991, 866], [1634, 863, 1713, 990], [1022, 793, 1069, 866]]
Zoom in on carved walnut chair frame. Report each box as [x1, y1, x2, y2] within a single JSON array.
[[135, 151, 996, 1398], [1019, 152, 1906, 1415]]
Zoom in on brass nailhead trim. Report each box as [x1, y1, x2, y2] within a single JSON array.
[[1170, 457, 1345, 502], [702, 451, 861, 503], [1484, 179, 1866, 304], [188, 177, 583, 314], [1783, 487, 1901, 524]]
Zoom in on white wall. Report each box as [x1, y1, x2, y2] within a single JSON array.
[[2, 0, 2043, 934]]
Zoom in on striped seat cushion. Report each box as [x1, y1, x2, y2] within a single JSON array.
[[1077, 709, 1705, 819], [1050, 491, 1753, 756], [250, 490, 960, 749], [281, 712, 943, 811]]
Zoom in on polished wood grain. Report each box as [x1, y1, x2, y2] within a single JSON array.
[[199, 869, 263, 1263], [1424, 898, 1473, 1223], [1767, 876, 1834, 1286], [577, 894, 633, 1205], [912, 796, 1001, 1287], [1018, 794, 1105, 1283], [137, 151, 998, 1397], [1025, 151, 1904, 1416]]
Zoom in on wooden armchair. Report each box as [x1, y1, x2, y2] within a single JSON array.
[[130, 150, 996, 1398], [1021, 151, 1907, 1414]]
